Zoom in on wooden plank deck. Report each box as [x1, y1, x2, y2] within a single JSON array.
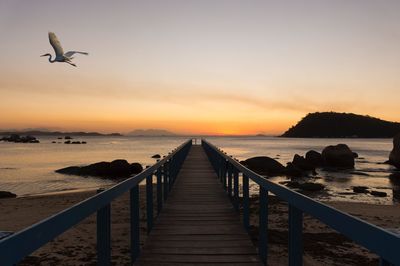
[[136, 145, 261, 265]]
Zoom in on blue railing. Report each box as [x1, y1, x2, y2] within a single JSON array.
[[0, 139, 192, 266], [202, 139, 400, 266]]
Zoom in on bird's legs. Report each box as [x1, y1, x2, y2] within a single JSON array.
[[65, 61, 77, 67]]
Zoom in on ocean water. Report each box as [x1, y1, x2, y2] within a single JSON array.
[[0, 136, 398, 205]]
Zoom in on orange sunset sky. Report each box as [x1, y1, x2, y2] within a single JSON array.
[[1, 1, 399, 135]]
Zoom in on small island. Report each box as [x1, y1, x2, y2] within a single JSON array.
[[281, 112, 400, 138]]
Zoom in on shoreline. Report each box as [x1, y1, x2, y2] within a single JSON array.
[[1, 190, 399, 265]]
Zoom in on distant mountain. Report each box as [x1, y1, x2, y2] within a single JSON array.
[[0, 130, 122, 137], [127, 129, 176, 136], [281, 112, 400, 138]]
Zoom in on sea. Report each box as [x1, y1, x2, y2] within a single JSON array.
[[0, 136, 398, 205]]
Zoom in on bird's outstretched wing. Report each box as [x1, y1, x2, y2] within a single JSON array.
[[48, 32, 64, 57], [64, 51, 89, 58]]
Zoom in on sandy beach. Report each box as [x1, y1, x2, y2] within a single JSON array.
[[0, 189, 398, 265]]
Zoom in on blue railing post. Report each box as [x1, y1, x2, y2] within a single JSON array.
[[146, 174, 153, 233], [289, 204, 303, 266], [259, 186, 268, 265], [228, 163, 232, 197], [223, 160, 227, 190], [169, 157, 173, 190], [156, 168, 163, 215], [243, 174, 250, 232], [233, 169, 239, 211], [163, 160, 169, 200], [96, 189, 111, 266], [130, 185, 140, 263]]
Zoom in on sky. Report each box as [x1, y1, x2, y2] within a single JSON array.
[[0, 0, 399, 135]]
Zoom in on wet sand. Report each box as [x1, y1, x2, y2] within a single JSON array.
[[0, 190, 399, 265]]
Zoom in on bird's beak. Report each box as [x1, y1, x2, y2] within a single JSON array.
[[40, 54, 46, 57]]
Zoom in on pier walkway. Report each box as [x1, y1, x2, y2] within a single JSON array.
[[1, 139, 399, 266], [137, 145, 260, 265]]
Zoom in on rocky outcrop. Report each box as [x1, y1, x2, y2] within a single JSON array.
[[305, 150, 323, 166], [0, 134, 39, 143], [152, 154, 161, 159], [292, 154, 315, 171], [56, 160, 143, 179], [283, 181, 325, 192], [322, 144, 355, 168], [241, 156, 285, 176], [285, 163, 303, 177], [353, 186, 369, 193], [370, 190, 387, 197], [388, 133, 400, 169], [0, 191, 17, 198]]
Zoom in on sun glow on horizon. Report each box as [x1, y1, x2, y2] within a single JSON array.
[[1, 1, 399, 134]]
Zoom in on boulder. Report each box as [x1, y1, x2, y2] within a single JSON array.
[[130, 163, 143, 174], [305, 150, 323, 166], [370, 190, 387, 197], [152, 154, 161, 159], [299, 182, 325, 191], [56, 160, 143, 179], [389, 173, 400, 201], [292, 154, 315, 171], [285, 163, 303, 177], [0, 191, 17, 198], [241, 156, 285, 176], [352, 186, 369, 193], [389, 133, 400, 169], [283, 181, 324, 191], [322, 144, 355, 168]]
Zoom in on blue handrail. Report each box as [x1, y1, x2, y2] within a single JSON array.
[[0, 139, 192, 266], [202, 139, 400, 266]]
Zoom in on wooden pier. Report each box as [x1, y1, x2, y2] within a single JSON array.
[[137, 145, 260, 265], [1, 139, 399, 266]]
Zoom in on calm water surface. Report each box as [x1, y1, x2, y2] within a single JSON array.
[[0, 136, 398, 205]]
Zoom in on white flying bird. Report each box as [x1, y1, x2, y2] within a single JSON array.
[[41, 32, 88, 67]]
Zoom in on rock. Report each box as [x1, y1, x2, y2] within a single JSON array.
[[321, 144, 355, 168], [109, 160, 132, 176], [52, 141, 56, 143], [241, 156, 285, 176], [389, 133, 400, 169], [0, 134, 39, 143], [370, 190, 387, 197], [352, 152, 359, 158], [130, 163, 143, 174], [350, 171, 369, 176], [56, 160, 143, 179], [283, 181, 324, 191], [305, 150, 323, 166], [353, 186, 369, 193], [389, 173, 400, 201], [292, 154, 315, 171], [0, 191, 17, 198], [65, 136, 73, 139], [82, 141, 87, 144], [64, 140, 71, 144], [71, 141, 81, 144], [285, 163, 303, 177], [283, 181, 300, 188], [151, 154, 161, 159], [299, 182, 325, 191]]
